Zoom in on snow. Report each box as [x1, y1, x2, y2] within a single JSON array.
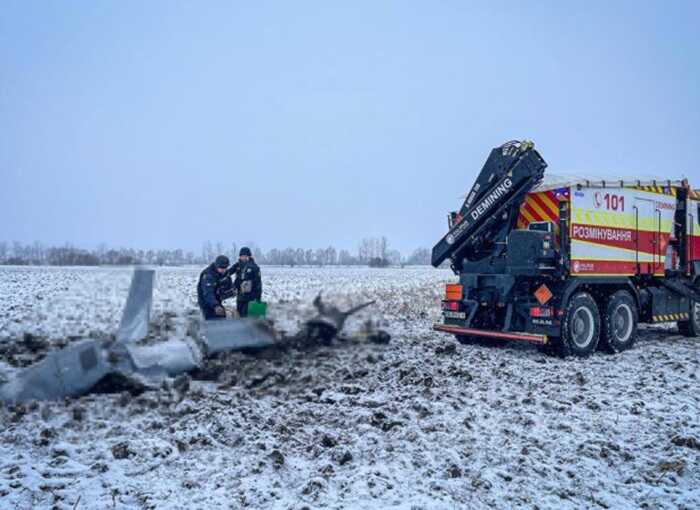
[[1, 265, 699, 509]]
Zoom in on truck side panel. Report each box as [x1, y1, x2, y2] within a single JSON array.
[[569, 188, 676, 276]]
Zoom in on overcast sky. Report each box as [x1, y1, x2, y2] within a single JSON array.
[[1, 1, 699, 254]]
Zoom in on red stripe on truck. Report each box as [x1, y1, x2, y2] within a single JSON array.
[[433, 324, 548, 345], [530, 192, 560, 223], [518, 192, 562, 229], [571, 259, 665, 276]]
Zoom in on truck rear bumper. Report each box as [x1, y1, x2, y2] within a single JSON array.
[[433, 324, 548, 345]]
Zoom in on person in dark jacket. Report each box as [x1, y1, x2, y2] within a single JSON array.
[[197, 255, 232, 319], [228, 247, 262, 317]]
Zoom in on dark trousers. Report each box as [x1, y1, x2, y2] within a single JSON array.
[[237, 300, 250, 318]]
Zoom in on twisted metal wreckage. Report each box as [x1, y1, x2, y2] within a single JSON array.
[[0, 269, 375, 404]]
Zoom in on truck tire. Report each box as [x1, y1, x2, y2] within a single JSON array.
[[600, 290, 638, 353], [558, 292, 600, 357], [678, 302, 700, 338]]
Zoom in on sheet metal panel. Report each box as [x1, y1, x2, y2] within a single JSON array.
[[201, 319, 276, 354], [570, 187, 676, 276], [0, 339, 112, 403], [116, 268, 155, 344]]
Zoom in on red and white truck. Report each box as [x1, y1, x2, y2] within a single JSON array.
[[432, 141, 700, 356]]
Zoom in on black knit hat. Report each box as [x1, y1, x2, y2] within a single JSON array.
[[215, 255, 230, 268], [239, 247, 252, 257]]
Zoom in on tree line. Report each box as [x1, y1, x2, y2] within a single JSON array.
[[0, 240, 432, 267]]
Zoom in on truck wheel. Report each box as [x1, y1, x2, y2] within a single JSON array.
[[678, 302, 700, 338], [600, 290, 638, 353], [559, 292, 600, 357]]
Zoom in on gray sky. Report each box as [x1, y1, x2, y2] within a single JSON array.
[[1, 1, 699, 254]]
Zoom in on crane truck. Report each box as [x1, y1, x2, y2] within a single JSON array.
[[432, 140, 700, 356]]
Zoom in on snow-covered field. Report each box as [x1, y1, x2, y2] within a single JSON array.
[[1, 265, 699, 509]]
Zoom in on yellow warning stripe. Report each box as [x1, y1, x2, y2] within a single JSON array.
[[527, 196, 553, 224], [632, 186, 677, 196], [652, 313, 690, 322], [539, 193, 561, 219], [517, 191, 564, 229], [572, 209, 674, 231], [520, 205, 537, 225]]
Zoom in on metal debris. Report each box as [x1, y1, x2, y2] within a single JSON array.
[[116, 268, 154, 344], [201, 319, 277, 354], [297, 294, 376, 345], [0, 272, 374, 404], [0, 339, 112, 402]]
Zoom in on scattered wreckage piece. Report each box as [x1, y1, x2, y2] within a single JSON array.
[[118, 338, 202, 378], [0, 272, 377, 404], [200, 319, 277, 354], [294, 294, 376, 346], [116, 268, 154, 344], [0, 268, 196, 404], [0, 339, 112, 403], [0, 336, 205, 404]]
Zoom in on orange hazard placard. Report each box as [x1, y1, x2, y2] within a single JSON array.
[[534, 284, 553, 305], [445, 284, 463, 300]]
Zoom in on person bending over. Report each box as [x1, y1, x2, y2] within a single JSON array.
[[197, 255, 232, 319]]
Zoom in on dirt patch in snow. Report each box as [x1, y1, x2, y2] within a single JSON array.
[[1, 266, 699, 509]]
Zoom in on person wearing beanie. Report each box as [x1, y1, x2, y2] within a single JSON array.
[[197, 255, 232, 319], [227, 246, 262, 317]]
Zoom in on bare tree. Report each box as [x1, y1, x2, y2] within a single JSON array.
[[379, 236, 388, 260], [202, 241, 214, 262], [386, 249, 402, 266], [407, 247, 431, 265], [358, 238, 371, 263], [338, 249, 354, 265]]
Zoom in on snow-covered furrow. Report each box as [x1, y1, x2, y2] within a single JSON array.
[[0, 266, 451, 346], [1, 266, 699, 509]]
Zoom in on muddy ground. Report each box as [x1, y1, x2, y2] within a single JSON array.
[[0, 266, 699, 509]]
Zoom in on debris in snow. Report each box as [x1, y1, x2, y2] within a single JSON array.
[[292, 293, 375, 347], [172, 373, 190, 395], [435, 341, 457, 355], [320, 433, 337, 448], [1, 269, 382, 404], [657, 460, 686, 476], [447, 464, 462, 478], [334, 450, 353, 465], [671, 435, 700, 451], [269, 449, 285, 468], [1, 266, 699, 509], [111, 441, 133, 460], [367, 329, 391, 345], [71, 405, 85, 422]]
